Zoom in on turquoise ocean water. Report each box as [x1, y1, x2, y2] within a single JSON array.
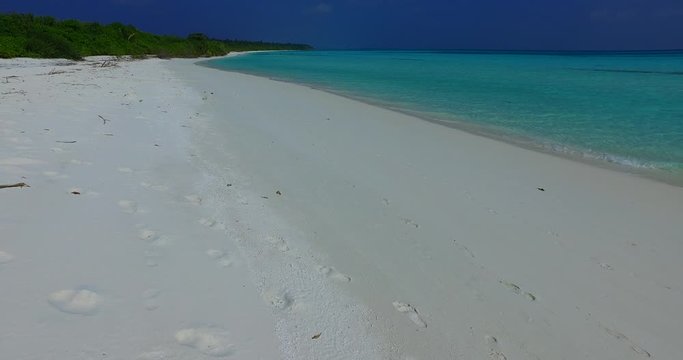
[[204, 50, 683, 183]]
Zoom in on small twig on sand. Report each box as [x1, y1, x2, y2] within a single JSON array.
[[61, 82, 101, 88], [0, 182, 29, 190], [98, 115, 110, 125], [56, 140, 77, 144], [3, 75, 20, 84], [2, 90, 27, 96], [99, 60, 118, 68], [38, 69, 69, 76]]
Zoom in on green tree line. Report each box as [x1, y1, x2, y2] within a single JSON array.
[[0, 13, 312, 60]]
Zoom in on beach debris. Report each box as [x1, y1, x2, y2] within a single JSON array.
[[2, 75, 20, 84], [98, 60, 118, 68], [311, 332, 322, 340], [0, 182, 29, 190], [41, 68, 68, 76], [261, 196, 269, 199], [500, 280, 521, 294], [98, 115, 110, 124], [599, 262, 613, 270], [56, 140, 77, 144], [500, 280, 536, 301], [537, 187, 545, 191], [276, 190, 282, 196], [70, 191, 81, 195], [452, 240, 476, 259], [1, 90, 27, 96], [601, 325, 652, 358], [226, 183, 233, 187], [485, 335, 508, 360], [154, 144, 160, 147], [401, 217, 420, 228]]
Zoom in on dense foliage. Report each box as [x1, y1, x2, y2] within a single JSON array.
[[0, 13, 312, 60]]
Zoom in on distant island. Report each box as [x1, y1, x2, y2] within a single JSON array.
[[0, 13, 312, 60]]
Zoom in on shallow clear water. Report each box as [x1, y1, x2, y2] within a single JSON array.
[[205, 50, 683, 177]]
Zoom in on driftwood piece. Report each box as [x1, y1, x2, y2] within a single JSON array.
[[98, 115, 110, 124], [0, 182, 29, 189]]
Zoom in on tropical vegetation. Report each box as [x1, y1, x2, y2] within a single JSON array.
[[0, 13, 312, 60]]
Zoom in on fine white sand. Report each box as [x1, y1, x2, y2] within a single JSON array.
[[2, 56, 683, 360]]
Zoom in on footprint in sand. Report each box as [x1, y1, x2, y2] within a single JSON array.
[[392, 301, 427, 328], [142, 288, 161, 311], [0, 251, 14, 264], [263, 288, 292, 310], [0, 157, 43, 166], [206, 249, 234, 267], [144, 250, 161, 267], [185, 194, 202, 206], [0, 251, 15, 264], [43, 171, 68, 179], [199, 218, 224, 230], [118, 200, 138, 214], [206, 249, 225, 260], [139, 229, 159, 242], [139, 229, 169, 247], [485, 335, 508, 360], [141, 182, 169, 192], [266, 236, 289, 252], [317, 266, 351, 282], [69, 159, 92, 166], [175, 328, 234, 357], [48, 289, 102, 315], [135, 350, 172, 360]]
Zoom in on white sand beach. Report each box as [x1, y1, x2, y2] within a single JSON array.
[[2, 56, 683, 359]]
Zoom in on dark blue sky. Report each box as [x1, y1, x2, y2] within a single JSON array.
[[2, 0, 682, 50]]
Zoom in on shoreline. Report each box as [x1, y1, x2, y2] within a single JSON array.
[[171, 59, 683, 359], [200, 54, 683, 187], [3, 56, 683, 359]]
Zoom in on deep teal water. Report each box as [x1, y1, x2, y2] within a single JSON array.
[[205, 50, 683, 178]]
